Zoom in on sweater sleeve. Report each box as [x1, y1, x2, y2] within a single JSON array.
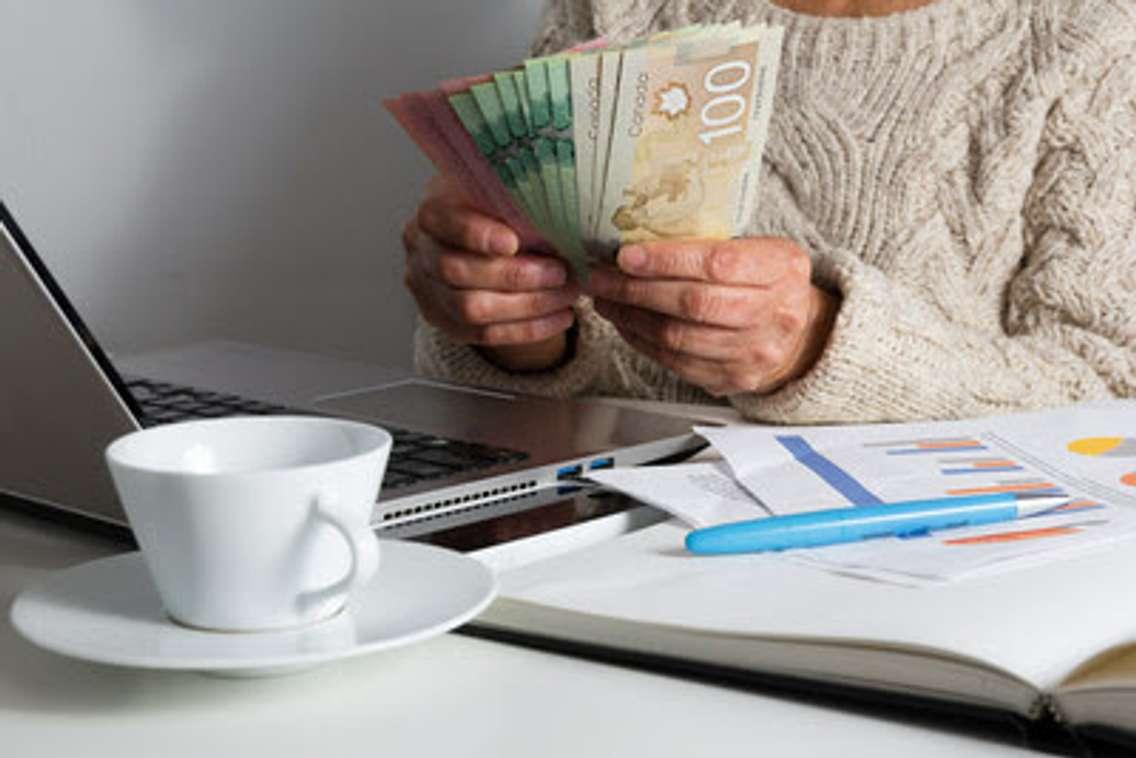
[[730, 10, 1136, 424], [413, 298, 621, 397], [529, 0, 599, 57], [529, 0, 679, 56]]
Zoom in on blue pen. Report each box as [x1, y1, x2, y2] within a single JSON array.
[[684, 492, 1070, 555]]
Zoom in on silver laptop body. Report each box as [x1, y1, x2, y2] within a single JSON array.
[[0, 201, 705, 534]]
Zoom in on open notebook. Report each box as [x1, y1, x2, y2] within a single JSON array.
[[475, 520, 1136, 746]]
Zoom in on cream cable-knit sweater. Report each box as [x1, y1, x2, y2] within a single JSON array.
[[415, 0, 1136, 423]]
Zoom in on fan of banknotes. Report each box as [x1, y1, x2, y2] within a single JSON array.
[[385, 24, 784, 280]]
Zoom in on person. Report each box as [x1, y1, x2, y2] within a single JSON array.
[[401, 0, 1136, 424]]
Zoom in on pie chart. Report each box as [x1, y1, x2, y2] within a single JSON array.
[[1067, 437, 1136, 458]]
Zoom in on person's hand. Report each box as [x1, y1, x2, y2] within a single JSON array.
[[585, 238, 838, 397], [402, 177, 580, 372]]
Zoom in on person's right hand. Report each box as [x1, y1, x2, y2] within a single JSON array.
[[402, 177, 580, 371]]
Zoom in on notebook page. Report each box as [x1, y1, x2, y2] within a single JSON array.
[[495, 520, 1136, 693], [1054, 644, 1136, 731]]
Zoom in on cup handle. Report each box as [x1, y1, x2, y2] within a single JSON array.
[[298, 490, 380, 613]]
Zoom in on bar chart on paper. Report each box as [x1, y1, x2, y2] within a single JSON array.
[[754, 433, 1071, 509], [695, 406, 1136, 581], [757, 432, 1113, 549]]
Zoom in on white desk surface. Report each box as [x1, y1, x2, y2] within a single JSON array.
[[0, 342, 1035, 757]]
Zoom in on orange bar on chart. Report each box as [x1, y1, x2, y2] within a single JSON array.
[[1054, 499, 1103, 512], [946, 482, 1057, 496], [916, 440, 983, 450], [974, 460, 1017, 469], [944, 525, 1080, 546]]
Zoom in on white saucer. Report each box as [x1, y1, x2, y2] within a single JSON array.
[[9, 540, 497, 677]]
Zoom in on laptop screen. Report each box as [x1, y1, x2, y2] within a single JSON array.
[[0, 202, 145, 422], [0, 201, 152, 529]]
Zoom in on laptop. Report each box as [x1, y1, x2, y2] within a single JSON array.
[[0, 200, 706, 541]]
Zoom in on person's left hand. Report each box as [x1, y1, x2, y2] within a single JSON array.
[[585, 237, 839, 397]]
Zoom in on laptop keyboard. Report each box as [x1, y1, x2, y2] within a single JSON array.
[[125, 378, 528, 491]]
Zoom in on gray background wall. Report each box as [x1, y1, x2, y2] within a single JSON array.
[[0, 0, 545, 369]]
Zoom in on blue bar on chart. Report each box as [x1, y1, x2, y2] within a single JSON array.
[[776, 435, 884, 506], [940, 456, 1025, 475]]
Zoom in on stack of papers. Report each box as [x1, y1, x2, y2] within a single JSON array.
[[588, 403, 1136, 586]]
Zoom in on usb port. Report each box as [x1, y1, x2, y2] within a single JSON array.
[[588, 457, 614, 470], [556, 464, 583, 480]]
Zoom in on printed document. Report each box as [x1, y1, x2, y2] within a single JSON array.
[[588, 403, 1136, 585]]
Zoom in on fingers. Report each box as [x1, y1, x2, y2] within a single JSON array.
[[453, 310, 577, 346], [615, 238, 809, 286], [405, 233, 578, 322], [592, 300, 743, 362], [404, 247, 578, 346], [440, 285, 581, 326], [615, 328, 750, 397], [406, 266, 577, 344], [417, 192, 519, 257], [595, 300, 799, 395], [406, 256, 578, 323], [584, 235, 831, 396], [402, 180, 580, 350], [410, 232, 568, 291], [588, 269, 774, 328]]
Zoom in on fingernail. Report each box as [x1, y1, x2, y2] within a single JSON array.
[[489, 229, 518, 256], [618, 246, 646, 272]]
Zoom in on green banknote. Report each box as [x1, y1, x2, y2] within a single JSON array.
[[511, 70, 534, 133], [447, 91, 534, 221], [484, 73, 561, 237], [521, 59, 568, 240], [522, 56, 589, 279], [545, 57, 582, 243], [468, 81, 552, 234]]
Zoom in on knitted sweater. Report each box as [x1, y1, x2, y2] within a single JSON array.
[[415, 0, 1136, 423]]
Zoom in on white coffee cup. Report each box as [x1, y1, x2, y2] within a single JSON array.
[[105, 416, 389, 632]]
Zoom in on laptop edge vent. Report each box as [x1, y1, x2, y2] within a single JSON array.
[[380, 480, 540, 527]]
